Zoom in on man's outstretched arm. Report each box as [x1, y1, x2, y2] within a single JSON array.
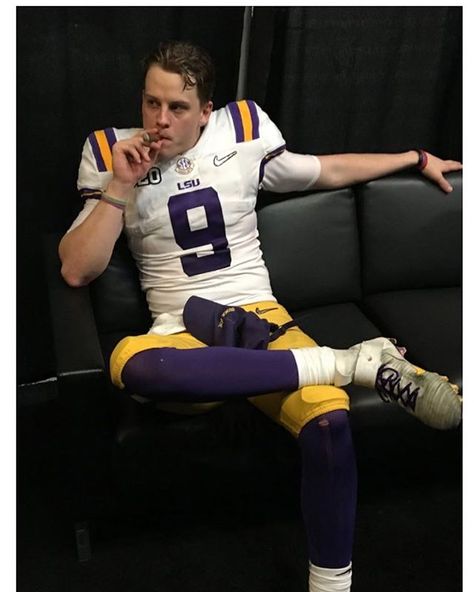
[[315, 150, 462, 193]]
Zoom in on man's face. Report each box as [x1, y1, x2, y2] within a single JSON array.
[[142, 65, 212, 161]]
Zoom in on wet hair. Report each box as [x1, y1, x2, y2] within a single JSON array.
[[142, 40, 215, 104]]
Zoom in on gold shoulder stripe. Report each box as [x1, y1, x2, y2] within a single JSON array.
[[94, 130, 113, 172], [237, 100, 254, 142]]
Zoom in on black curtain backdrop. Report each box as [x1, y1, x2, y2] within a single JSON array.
[[17, 6, 244, 384], [247, 6, 462, 159]]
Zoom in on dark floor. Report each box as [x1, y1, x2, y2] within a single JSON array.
[[18, 388, 462, 592]]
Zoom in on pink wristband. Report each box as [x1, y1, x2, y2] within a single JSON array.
[[416, 149, 428, 171]]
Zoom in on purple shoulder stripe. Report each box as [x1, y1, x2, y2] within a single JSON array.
[[228, 102, 245, 143], [88, 132, 106, 172], [247, 100, 260, 140], [104, 127, 117, 147]]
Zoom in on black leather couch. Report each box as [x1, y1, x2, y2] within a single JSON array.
[[44, 170, 462, 563]]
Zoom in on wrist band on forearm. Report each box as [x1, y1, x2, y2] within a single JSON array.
[[101, 191, 128, 211], [416, 149, 428, 171]]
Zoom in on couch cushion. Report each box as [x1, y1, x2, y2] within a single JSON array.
[[257, 189, 362, 311], [357, 172, 462, 294], [362, 287, 462, 386], [291, 302, 382, 349], [90, 233, 152, 335]]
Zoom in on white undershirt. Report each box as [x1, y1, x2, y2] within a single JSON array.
[[262, 151, 321, 193]]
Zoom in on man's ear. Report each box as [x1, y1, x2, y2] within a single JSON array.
[[200, 101, 213, 126]]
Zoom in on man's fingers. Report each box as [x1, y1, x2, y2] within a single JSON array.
[[438, 175, 454, 193], [124, 145, 144, 164], [143, 132, 159, 144], [123, 140, 157, 164], [144, 137, 163, 155]]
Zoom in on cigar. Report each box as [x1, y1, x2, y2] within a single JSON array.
[[143, 132, 159, 144]]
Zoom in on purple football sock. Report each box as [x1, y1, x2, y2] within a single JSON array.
[[121, 346, 299, 401], [298, 410, 357, 568]]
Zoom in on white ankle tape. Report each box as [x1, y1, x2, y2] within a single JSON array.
[[309, 562, 352, 592], [332, 347, 359, 387], [291, 347, 336, 387]]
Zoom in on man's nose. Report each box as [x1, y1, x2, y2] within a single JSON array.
[[156, 107, 170, 127]]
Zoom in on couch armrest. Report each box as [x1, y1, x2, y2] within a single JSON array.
[[42, 233, 106, 397], [43, 233, 115, 492]]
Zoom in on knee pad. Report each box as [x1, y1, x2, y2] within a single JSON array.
[[298, 410, 354, 458]]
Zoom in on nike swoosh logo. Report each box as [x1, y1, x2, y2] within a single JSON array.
[[213, 151, 237, 167], [255, 307, 278, 315]]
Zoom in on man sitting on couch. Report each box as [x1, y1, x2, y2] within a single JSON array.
[[58, 40, 462, 592]]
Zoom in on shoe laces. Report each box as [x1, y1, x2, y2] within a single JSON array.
[[375, 362, 419, 411]]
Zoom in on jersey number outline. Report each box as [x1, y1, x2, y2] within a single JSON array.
[[168, 187, 231, 277]]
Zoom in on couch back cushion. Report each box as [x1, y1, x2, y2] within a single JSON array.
[[257, 189, 361, 311], [90, 233, 152, 336], [358, 172, 462, 294]]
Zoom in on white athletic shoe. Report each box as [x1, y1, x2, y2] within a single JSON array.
[[354, 337, 462, 430]]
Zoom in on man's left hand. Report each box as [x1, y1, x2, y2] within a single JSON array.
[[421, 152, 463, 193]]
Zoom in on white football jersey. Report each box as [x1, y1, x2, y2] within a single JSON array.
[[74, 101, 294, 334]]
